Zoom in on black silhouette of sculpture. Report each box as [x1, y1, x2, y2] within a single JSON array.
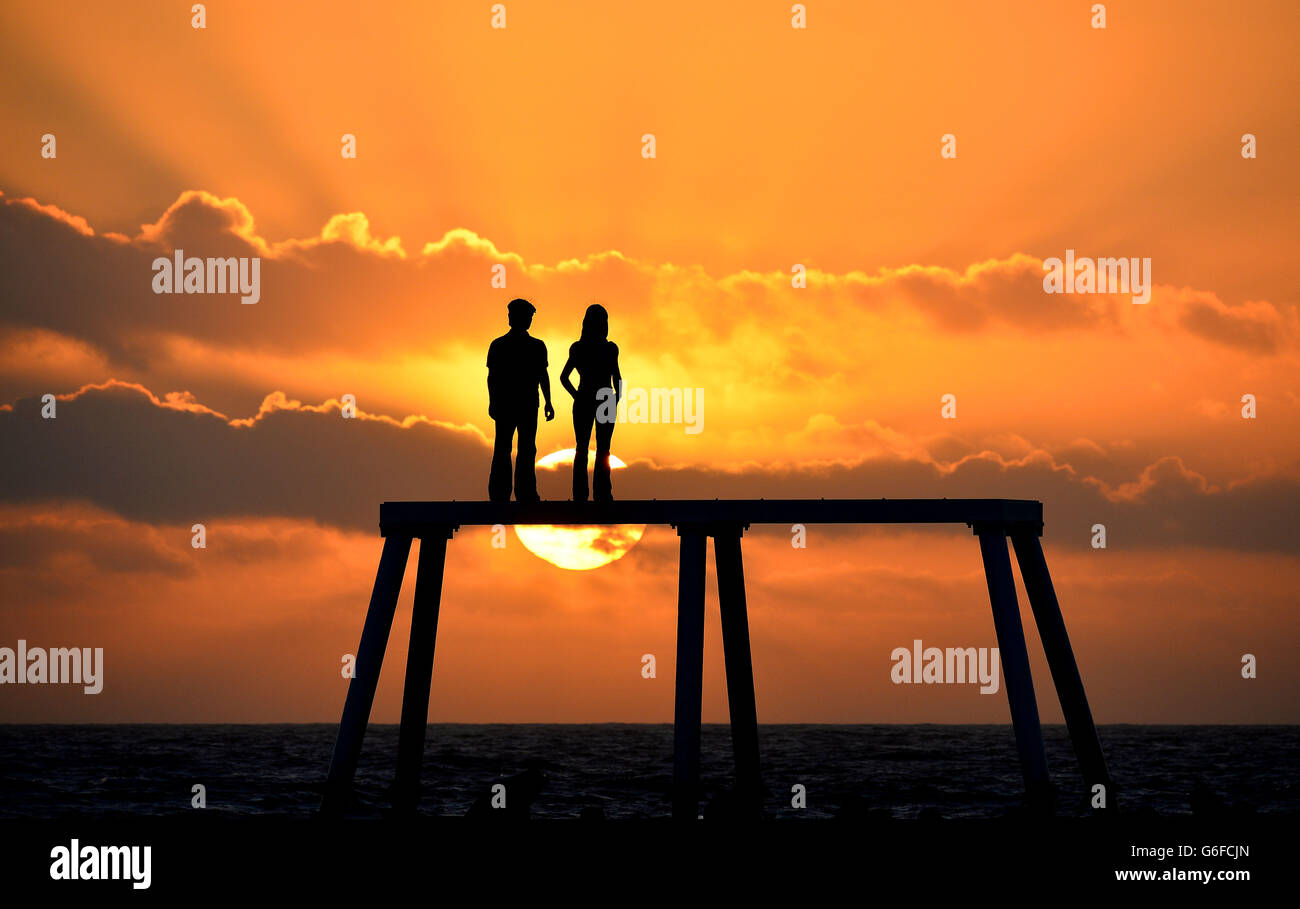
[[487, 298, 554, 502], [560, 304, 621, 502]]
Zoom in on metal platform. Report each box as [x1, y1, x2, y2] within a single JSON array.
[[322, 498, 1113, 818], [379, 497, 1044, 534]]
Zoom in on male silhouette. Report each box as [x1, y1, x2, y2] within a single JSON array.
[[560, 304, 621, 502], [487, 298, 554, 502]]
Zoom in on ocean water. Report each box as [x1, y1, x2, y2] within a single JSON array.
[[0, 724, 1295, 820]]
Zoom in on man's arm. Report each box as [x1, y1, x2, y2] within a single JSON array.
[[486, 344, 497, 420], [539, 342, 554, 421]]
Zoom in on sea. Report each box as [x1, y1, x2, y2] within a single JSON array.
[[0, 724, 1295, 820]]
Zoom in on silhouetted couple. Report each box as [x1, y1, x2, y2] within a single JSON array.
[[487, 298, 621, 503]]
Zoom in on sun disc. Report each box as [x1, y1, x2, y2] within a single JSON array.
[[514, 449, 645, 570]]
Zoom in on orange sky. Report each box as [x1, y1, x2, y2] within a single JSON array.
[[1, 0, 1297, 723]]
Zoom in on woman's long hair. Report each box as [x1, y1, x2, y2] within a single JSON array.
[[579, 303, 608, 344]]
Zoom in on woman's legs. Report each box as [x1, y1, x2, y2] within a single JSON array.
[[593, 413, 614, 501], [573, 400, 594, 501]]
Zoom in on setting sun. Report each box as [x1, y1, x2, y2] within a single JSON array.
[[515, 449, 644, 569]]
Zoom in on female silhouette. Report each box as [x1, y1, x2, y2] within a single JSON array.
[[560, 304, 621, 502]]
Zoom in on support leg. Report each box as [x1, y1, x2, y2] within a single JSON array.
[[1011, 532, 1115, 811], [713, 528, 762, 818], [977, 528, 1053, 811], [321, 534, 412, 815], [672, 528, 707, 820], [392, 532, 451, 813]]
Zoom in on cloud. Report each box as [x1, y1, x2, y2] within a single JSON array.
[[1, 193, 97, 239], [2, 189, 1295, 377], [0, 504, 192, 579], [2, 381, 1296, 553], [0, 381, 487, 531], [1174, 290, 1299, 353]]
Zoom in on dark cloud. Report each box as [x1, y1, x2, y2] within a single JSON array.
[[1178, 297, 1297, 353], [0, 193, 521, 365], [0, 382, 486, 531], [881, 257, 1117, 333], [1, 382, 1295, 553], [3, 192, 1292, 383], [0, 515, 192, 577]]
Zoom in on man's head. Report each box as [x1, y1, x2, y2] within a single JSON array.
[[507, 298, 536, 330]]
